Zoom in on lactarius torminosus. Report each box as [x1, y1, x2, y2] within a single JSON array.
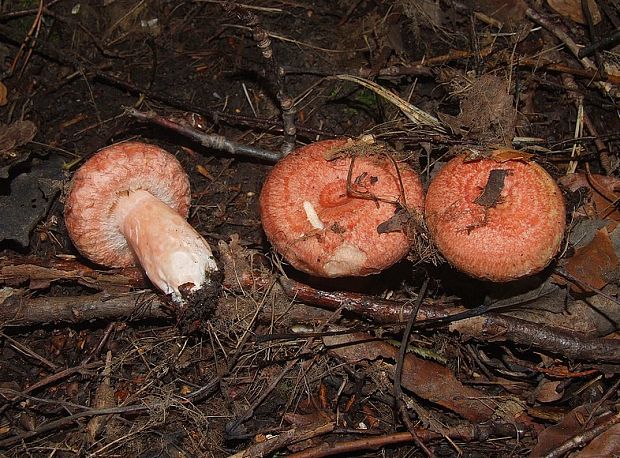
[[65, 142, 218, 305], [424, 151, 566, 281], [259, 139, 425, 277]]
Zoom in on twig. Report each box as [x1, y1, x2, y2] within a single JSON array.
[[578, 29, 620, 58], [125, 107, 281, 162], [0, 256, 147, 290], [525, 7, 617, 97], [324, 332, 497, 422], [0, 332, 58, 371], [0, 23, 332, 142], [0, 291, 171, 326], [225, 304, 345, 439], [7, 0, 43, 78], [0, 361, 102, 416], [393, 279, 434, 457], [517, 57, 620, 84], [581, 0, 607, 78], [80, 322, 117, 365], [583, 378, 620, 429], [281, 278, 620, 362], [543, 411, 620, 458], [525, 8, 596, 72], [1, 331, 253, 448], [0, 404, 148, 448], [449, 314, 620, 363], [533, 36, 612, 171], [223, 2, 297, 155], [286, 427, 476, 458], [229, 421, 336, 458], [278, 276, 455, 324]]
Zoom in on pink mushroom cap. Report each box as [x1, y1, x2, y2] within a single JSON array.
[[65, 142, 191, 266], [259, 139, 425, 277], [65, 142, 217, 300], [425, 152, 566, 281]]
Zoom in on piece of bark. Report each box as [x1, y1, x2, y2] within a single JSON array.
[[474, 169, 510, 208], [0, 257, 147, 291]]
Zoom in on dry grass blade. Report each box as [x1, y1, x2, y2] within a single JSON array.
[[332, 74, 446, 131]]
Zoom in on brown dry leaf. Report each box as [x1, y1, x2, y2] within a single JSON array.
[[574, 423, 620, 457], [87, 351, 115, 441], [560, 172, 620, 221], [283, 410, 334, 428], [0, 120, 37, 156], [530, 405, 613, 457], [470, 0, 529, 27], [491, 149, 534, 162], [536, 379, 564, 403], [565, 228, 620, 292], [547, 0, 601, 25], [323, 331, 496, 422], [0, 82, 7, 106]]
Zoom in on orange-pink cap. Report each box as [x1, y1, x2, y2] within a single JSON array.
[[425, 152, 566, 281], [65, 142, 191, 267], [259, 139, 425, 277]]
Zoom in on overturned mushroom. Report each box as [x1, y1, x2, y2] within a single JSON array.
[[64, 142, 218, 304], [259, 139, 425, 277], [425, 151, 566, 281]]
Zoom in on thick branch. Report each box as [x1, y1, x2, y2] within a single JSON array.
[[449, 314, 620, 363], [0, 291, 170, 326]]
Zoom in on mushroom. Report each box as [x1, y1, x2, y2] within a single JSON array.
[[65, 142, 218, 304], [424, 150, 566, 281], [259, 138, 425, 277]]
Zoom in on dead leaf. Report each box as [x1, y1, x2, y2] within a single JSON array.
[[0, 120, 37, 155], [547, 0, 601, 25], [0, 156, 64, 247], [323, 331, 496, 422], [470, 0, 529, 27], [377, 209, 410, 234], [536, 379, 564, 403], [0, 82, 7, 106], [565, 228, 620, 292], [490, 149, 534, 162]]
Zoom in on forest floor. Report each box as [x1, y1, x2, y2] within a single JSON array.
[[0, 0, 619, 457]]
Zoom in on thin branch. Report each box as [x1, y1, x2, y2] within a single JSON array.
[[223, 2, 297, 154], [125, 107, 281, 162], [393, 278, 434, 458], [544, 411, 620, 458]]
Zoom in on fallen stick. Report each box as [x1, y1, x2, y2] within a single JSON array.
[[0, 290, 170, 326], [0, 256, 146, 290], [2, 260, 619, 363], [449, 314, 620, 363], [281, 278, 620, 363]]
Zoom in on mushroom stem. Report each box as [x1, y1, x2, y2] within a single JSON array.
[[113, 189, 217, 300]]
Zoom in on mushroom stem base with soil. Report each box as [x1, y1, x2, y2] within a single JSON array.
[[114, 189, 217, 302]]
